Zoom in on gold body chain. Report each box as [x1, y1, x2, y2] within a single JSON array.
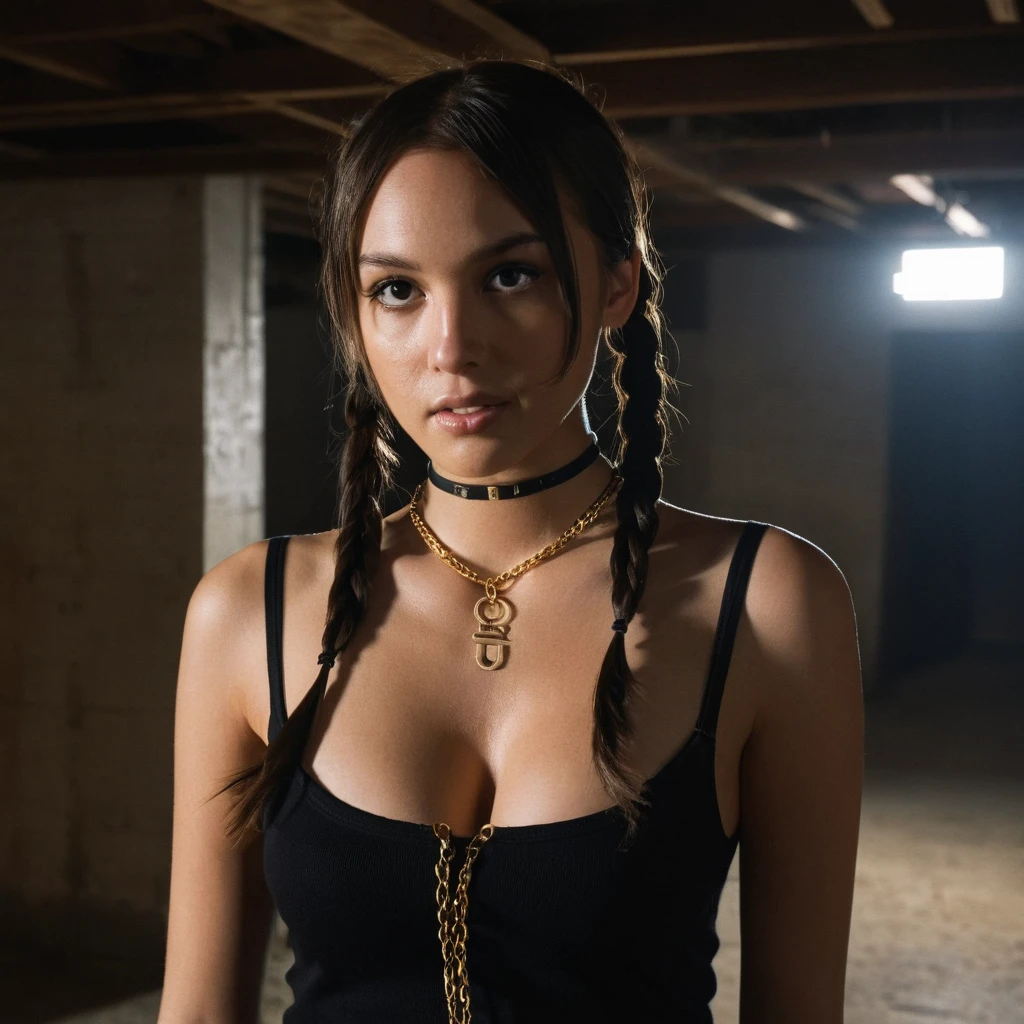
[[412, 468, 623, 1021], [432, 821, 495, 1023]]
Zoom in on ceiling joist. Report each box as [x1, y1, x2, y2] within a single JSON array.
[[986, 0, 1021, 25], [3, 33, 1023, 133], [201, 0, 547, 77], [628, 138, 806, 231], [2, 1, 1024, 241], [0, 39, 129, 90], [850, 0, 894, 31]]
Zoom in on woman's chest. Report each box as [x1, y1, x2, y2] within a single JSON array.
[[262, 763, 730, 975], [295, 581, 727, 833]]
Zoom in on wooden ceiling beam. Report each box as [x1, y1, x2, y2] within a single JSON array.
[[201, 0, 547, 76], [0, 3, 232, 43], [586, 35, 1024, 118], [0, 84, 379, 132], [537, 5, 1011, 64], [197, 0, 800, 230], [627, 137, 806, 231], [680, 130, 1024, 185], [0, 144, 322, 179], [0, 99, 260, 133], [3, 29, 1024, 130], [0, 39, 131, 91], [422, 0, 549, 60], [166, 45, 384, 97], [0, 137, 45, 159], [849, 0, 894, 30], [251, 100, 349, 136], [986, 1, 1020, 24], [788, 183, 862, 218]]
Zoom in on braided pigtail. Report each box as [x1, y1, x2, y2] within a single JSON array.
[[593, 241, 675, 851], [214, 365, 396, 847]]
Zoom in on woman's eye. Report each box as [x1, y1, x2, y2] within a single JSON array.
[[489, 265, 539, 291], [370, 279, 416, 308], [367, 264, 539, 310]]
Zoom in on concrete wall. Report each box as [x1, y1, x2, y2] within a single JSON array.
[[0, 176, 262, 965], [661, 240, 1024, 693]]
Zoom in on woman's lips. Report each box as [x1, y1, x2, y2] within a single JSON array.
[[432, 403, 508, 434]]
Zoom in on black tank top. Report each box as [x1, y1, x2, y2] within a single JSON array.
[[262, 520, 768, 1022]]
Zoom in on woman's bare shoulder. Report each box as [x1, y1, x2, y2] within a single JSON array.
[[181, 532, 339, 740], [654, 500, 852, 603], [653, 500, 858, 706]]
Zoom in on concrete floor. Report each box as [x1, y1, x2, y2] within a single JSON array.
[[6, 646, 1023, 1024]]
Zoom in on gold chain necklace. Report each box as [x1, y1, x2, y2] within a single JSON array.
[[407, 470, 623, 671], [410, 468, 623, 1021]]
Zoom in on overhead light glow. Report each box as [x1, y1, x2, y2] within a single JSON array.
[[944, 202, 991, 238], [890, 173, 942, 209], [893, 247, 1004, 301], [889, 173, 992, 237]]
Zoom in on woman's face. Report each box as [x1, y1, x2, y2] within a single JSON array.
[[354, 146, 639, 480]]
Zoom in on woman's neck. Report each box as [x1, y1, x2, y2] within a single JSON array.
[[414, 427, 618, 576]]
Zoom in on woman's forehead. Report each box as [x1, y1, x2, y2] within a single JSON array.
[[359, 149, 536, 259]]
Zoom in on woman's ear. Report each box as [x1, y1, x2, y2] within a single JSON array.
[[602, 247, 643, 330]]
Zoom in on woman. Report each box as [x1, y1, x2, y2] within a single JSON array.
[[160, 59, 863, 1023]]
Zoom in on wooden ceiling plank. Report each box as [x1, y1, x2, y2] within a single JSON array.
[[850, 0, 895, 30], [688, 130, 1024, 185], [429, 0, 548, 60], [4, 29, 1024, 129], [585, 35, 1024, 118], [555, 27, 999, 67], [0, 81, 382, 132], [252, 99, 349, 135], [627, 137, 806, 231], [538, 3, 1008, 65], [201, 0, 440, 77], [0, 3, 230, 43], [986, 0, 1021, 24], [802, 200, 862, 231], [0, 144, 322, 178], [205, 0, 794, 230], [197, 111, 333, 149], [0, 39, 129, 91], [176, 46, 384, 98], [0, 99, 262, 133], [0, 137, 45, 159], [788, 183, 862, 217], [200, 0, 548, 73]]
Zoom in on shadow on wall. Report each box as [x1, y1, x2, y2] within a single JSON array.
[[880, 329, 1024, 679]]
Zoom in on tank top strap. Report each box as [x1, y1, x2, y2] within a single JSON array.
[[265, 534, 292, 743], [694, 520, 770, 742]]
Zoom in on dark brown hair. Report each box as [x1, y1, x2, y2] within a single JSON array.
[[214, 57, 679, 849]]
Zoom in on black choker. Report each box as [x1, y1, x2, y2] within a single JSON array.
[[427, 432, 604, 500]]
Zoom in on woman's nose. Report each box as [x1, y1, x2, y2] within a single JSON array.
[[428, 287, 486, 373]]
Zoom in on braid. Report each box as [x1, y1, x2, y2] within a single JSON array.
[[593, 245, 674, 851], [213, 364, 395, 847]]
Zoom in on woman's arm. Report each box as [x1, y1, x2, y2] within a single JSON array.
[[738, 527, 865, 1024], [159, 542, 277, 1024]]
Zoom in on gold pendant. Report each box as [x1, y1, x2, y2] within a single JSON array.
[[472, 592, 512, 671]]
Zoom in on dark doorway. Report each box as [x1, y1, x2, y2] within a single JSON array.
[[880, 330, 1024, 681]]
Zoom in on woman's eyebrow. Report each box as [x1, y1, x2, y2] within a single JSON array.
[[358, 231, 544, 271]]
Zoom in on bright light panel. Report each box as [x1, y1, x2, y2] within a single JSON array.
[[893, 246, 1005, 301]]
